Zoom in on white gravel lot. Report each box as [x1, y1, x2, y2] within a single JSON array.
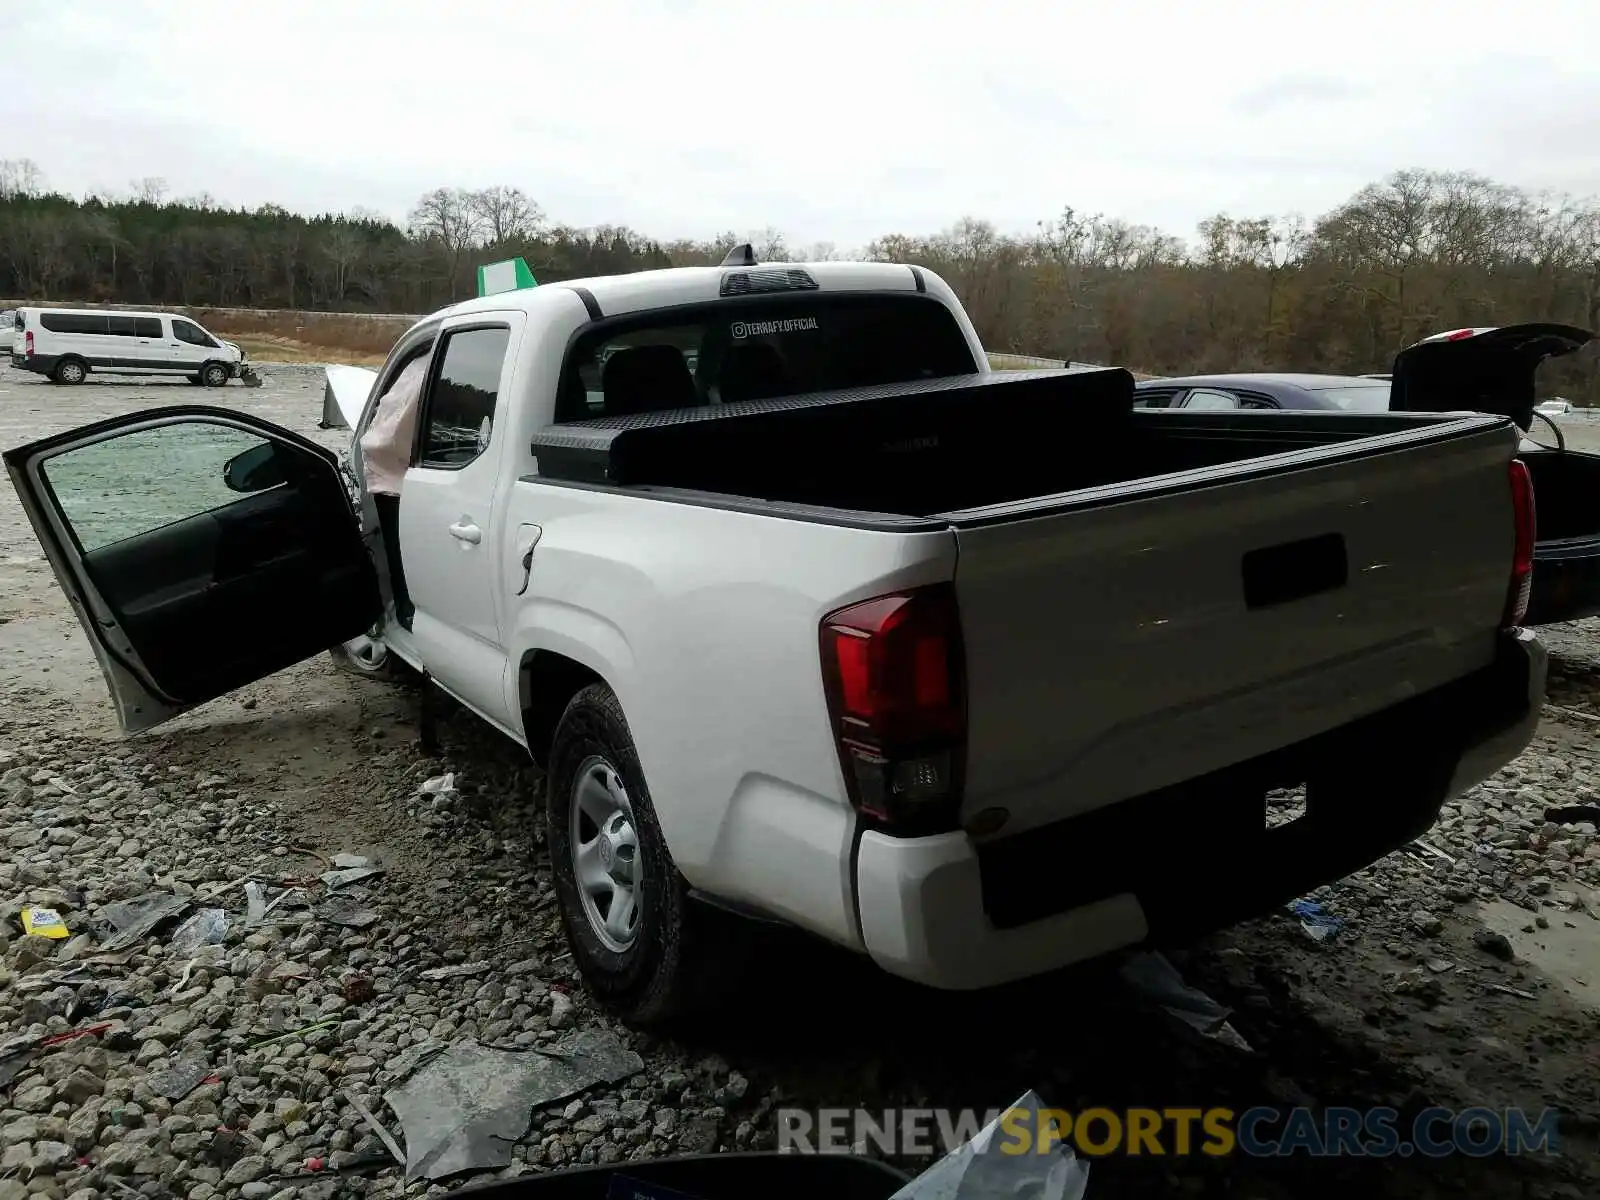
[[1, 362, 1598, 1200]]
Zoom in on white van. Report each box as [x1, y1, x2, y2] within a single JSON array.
[[9, 307, 245, 386]]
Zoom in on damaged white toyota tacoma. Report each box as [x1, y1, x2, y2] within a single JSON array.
[[4, 250, 1546, 1025]]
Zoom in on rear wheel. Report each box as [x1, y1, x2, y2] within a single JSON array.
[[52, 358, 87, 385], [201, 361, 230, 387], [546, 683, 730, 1026]]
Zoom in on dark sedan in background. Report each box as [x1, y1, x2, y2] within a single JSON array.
[[1133, 324, 1600, 626]]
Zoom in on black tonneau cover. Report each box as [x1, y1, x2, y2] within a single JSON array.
[[530, 367, 1135, 488]]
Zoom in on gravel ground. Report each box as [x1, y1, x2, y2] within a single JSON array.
[[1, 363, 1599, 1199]]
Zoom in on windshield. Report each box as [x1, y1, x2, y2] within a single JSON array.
[[558, 293, 977, 422], [1312, 383, 1393, 412]]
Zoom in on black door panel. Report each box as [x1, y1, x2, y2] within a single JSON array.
[[5, 409, 382, 719], [79, 471, 376, 704]]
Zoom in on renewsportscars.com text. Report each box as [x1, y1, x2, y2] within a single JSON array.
[[777, 1105, 1560, 1159]]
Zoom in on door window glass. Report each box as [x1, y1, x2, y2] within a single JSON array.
[[172, 319, 218, 348], [420, 327, 510, 468], [43, 422, 276, 554]]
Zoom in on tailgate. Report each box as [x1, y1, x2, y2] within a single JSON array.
[[949, 416, 1520, 837]]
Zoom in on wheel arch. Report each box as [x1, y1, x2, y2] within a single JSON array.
[[518, 648, 606, 770]]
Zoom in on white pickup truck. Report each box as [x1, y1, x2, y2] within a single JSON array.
[[4, 254, 1546, 1025]]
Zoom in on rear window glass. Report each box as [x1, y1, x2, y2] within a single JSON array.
[[40, 312, 110, 335], [557, 295, 978, 422], [1314, 384, 1393, 412]]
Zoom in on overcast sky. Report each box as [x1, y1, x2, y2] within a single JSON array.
[[2, 0, 1596, 249]]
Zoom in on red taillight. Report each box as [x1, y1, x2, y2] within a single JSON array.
[[820, 583, 966, 833], [1502, 459, 1535, 628], [24, 331, 33, 356], [1445, 328, 1476, 342]]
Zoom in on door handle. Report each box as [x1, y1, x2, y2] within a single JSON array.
[[449, 520, 482, 544]]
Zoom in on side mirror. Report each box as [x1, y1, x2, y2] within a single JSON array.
[[223, 442, 287, 493]]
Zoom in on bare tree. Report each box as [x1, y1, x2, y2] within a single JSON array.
[[466, 186, 544, 246], [131, 177, 169, 205], [748, 227, 790, 261], [319, 224, 368, 305], [0, 159, 44, 199], [408, 187, 485, 291]]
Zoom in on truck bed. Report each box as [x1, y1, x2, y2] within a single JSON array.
[[528, 367, 1507, 523], [528, 366, 1525, 849]]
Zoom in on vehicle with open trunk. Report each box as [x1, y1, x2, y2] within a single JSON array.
[[3, 253, 1546, 1025], [1131, 323, 1600, 625]]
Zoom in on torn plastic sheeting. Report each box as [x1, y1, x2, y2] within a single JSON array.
[[419, 962, 491, 982], [148, 1054, 214, 1100], [1118, 951, 1252, 1051], [245, 881, 308, 927], [0, 1045, 36, 1091], [322, 866, 386, 891], [245, 881, 268, 925], [1287, 898, 1345, 943], [889, 1090, 1089, 1200], [169, 908, 228, 956], [96, 893, 191, 951], [384, 1030, 645, 1181]]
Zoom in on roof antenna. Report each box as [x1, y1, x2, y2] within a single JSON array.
[[720, 242, 757, 267]]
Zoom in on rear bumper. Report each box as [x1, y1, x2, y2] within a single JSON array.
[[1527, 538, 1600, 625], [9, 353, 53, 375], [854, 629, 1546, 990]]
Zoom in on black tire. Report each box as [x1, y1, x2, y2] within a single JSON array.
[[52, 358, 88, 385], [547, 683, 723, 1026], [186, 374, 205, 386], [201, 361, 230, 387]]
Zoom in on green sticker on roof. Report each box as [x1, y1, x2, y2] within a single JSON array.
[[477, 257, 537, 297]]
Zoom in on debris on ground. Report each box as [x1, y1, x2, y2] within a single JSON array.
[[344, 1087, 408, 1165], [95, 891, 190, 950], [18, 903, 69, 939], [384, 1030, 646, 1180], [321, 864, 386, 890], [167, 906, 228, 955], [146, 1053, 214, 1100], [889, 1090, 1091, 1200], [1286, 897, 1345, 943], [1116, 951, 1252, 1051]]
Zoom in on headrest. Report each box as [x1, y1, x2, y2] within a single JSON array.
[[601, 345, 698, 416], [718, 342, 790, 403]]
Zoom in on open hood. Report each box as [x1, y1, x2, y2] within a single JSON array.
[[1389, 323, 1593, 430]]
